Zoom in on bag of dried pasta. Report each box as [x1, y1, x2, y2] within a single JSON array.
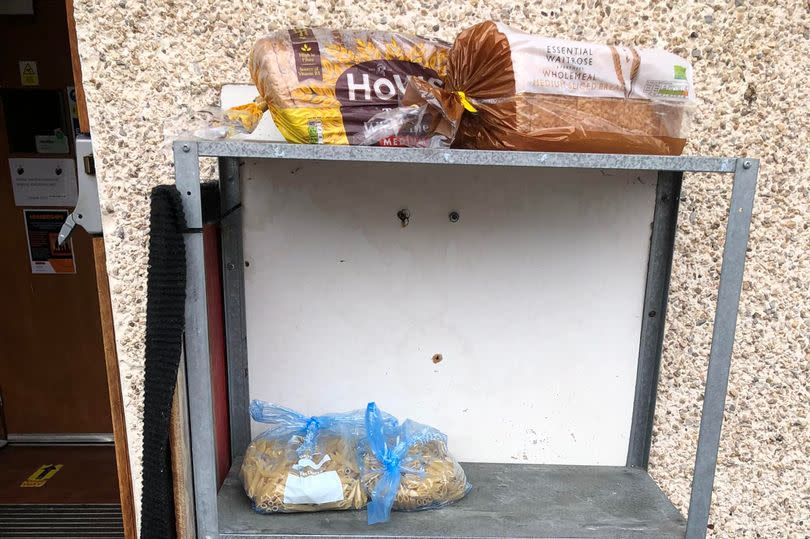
[[240, 400, 395, 513], [359, 402, 471, 524], [248, 28, 449, 145]]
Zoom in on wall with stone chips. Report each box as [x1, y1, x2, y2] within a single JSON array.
[[72, 0, 808, 536]]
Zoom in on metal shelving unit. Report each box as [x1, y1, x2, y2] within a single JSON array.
[[173, 140, 758, 539]]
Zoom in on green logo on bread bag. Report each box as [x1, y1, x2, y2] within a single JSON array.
[[307, 120, 323, 144], [674, 65, 687, 80]]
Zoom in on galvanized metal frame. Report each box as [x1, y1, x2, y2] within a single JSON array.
[[627, 171, 683, 469], [175, 142, 219, 539], [684, 158, 759, 538], [173, 141, 758, 539], [218, 157, 252, 460], [196, 141, 737, 173]]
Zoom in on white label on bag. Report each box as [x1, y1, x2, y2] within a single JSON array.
[[292, 454, 331, 471], [283, 470, 344, 505], [496, 22, 694, 102]]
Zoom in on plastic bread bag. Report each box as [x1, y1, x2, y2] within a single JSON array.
[[360, 402, 471, 524], [248, 28, 449, 145], [161, 100, 267, 145], [240, 400, 396, 513], [362, 21, 696, 155]]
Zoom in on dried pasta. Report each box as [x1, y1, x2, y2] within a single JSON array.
[[240, 434, 366, 513], [360, 403, 471, 524], [239, 400, 469, 523], [361, 439, 469, 511], [239, 400, 395, 513]]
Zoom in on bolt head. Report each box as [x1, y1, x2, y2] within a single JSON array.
[[743, 160, 752, 169], [182, 144, 191, 153]]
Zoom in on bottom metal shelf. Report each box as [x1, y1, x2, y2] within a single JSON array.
[[218, 460, 686, 538]]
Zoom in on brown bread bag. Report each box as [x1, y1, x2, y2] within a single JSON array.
[[248, 28, 449, 145], [364, 21, 695, 154]]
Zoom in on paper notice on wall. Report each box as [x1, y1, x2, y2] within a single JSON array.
[[8, 158, 78, 207], [24, 210, 76, 274]]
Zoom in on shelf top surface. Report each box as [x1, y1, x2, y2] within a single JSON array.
[[218, 461, 686, 539], [179, 140, 751, 174]]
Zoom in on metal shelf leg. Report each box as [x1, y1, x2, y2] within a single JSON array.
[[685, 159, 758, 539], [175, 141, 219, 539]]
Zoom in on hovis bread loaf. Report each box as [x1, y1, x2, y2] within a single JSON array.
[[249, 29, 449, 145], [366, 21, 696, 154]]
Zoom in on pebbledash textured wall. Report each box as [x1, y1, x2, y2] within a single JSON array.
[[72, 0, 808, 536]]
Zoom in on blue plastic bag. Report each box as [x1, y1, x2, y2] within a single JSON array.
[[361, 402, 471, 524], [248, 400, 373, 457], [240, 400, 395, 513]]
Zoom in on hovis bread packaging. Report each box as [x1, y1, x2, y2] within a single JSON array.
[[248, 29, 448, 145], [365, 21, 696, 154]]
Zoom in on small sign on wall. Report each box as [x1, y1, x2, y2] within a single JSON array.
[[19, 61, 39, 86], [24, 210, 76, 274], [8, 158, 78, 207]]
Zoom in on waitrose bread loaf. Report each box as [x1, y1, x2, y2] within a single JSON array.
[[374, 21, 695, 154]]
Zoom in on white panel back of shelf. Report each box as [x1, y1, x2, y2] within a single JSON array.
[[242, 158, 656, 466]]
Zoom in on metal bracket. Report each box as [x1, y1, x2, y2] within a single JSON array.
[[58, 135, 102, 245]]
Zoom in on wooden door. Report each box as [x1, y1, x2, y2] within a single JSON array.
[[0, 0, 112, 434]]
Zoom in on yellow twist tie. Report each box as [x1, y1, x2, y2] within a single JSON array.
[[456, 91, 478, 113]]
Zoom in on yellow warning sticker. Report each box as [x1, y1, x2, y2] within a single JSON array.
[[19, 61, 39, 86], [20, 464, 62, 488]]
